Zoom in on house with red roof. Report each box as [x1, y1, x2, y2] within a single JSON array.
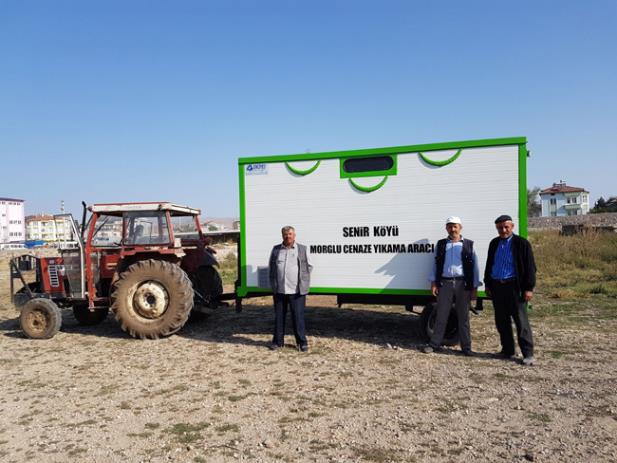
[[539, 181, 589, 217]]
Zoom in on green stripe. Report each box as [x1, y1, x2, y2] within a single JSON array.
[[348, 176, 388, 193], [418, 148, 462, 166], [242, 286, 488, 298], [518, 143, 528, 238], [238, 136, 526, 164], [238, 164, 248, 297], [285, 160, 321, 176]]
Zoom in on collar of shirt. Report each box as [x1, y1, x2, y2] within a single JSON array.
[[282, 242, 296, 249]]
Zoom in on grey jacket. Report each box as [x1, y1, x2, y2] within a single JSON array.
[[269, 243, 312, 295]]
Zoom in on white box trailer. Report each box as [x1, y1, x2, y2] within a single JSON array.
[[236, 137, 528, 332]]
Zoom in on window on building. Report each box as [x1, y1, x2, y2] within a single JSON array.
[[550, 198, 557, 205]]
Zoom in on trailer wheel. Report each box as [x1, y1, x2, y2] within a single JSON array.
[[73, 306, 109, 326], [111, 259, 193, 339], [20, 298, 62, 339], [420, 303, 459, 346]]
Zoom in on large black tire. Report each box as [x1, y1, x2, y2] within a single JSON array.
[[420, 303, 459, 346], [73, 306, 109, 326], [20, 298, 62, 339], [111, 259, 193, 339]]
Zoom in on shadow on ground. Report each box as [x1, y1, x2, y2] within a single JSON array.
[[179, 303, 428, 349], [0, 302, 429, 348]]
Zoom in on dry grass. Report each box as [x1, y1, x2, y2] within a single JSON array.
[[530, 230, 617, 298]]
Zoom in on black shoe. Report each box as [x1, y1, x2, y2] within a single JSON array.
[[495, 350, 514, 359], [299, 344, 309, 352], [269, 343, 282, 351], [462, 349, 474, 357]]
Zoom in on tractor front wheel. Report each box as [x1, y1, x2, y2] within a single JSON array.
[[20, 298, 62, 339], [111, 259, 193, 339], [73, 306, 109, 326]]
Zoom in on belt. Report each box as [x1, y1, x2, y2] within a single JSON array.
[[493, 278, 516, 284], [441, 277, 465, 281]]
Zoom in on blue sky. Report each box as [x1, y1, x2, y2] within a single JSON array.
[[1, 1, 616, 217]]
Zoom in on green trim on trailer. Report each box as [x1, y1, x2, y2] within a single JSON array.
[[238, 137, 527, 164], [418, 148, 462, 167], [242, 285, 488, 299], [518, 144, 529, 238], [339, 154, 397, 179], [285, 160, 321, 176], [238, 164, 249, 297], [348, 176, 389, 193]]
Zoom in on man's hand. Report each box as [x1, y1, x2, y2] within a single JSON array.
[[523, 290, 533, 302], [431, 282, 439, 297]]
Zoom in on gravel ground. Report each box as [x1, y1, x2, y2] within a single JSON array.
[[1, 256, 616, 462]]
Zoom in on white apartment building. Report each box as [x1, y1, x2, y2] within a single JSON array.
[[0, 197, 25, 244], [26, 214, 74, 242], [540, 181, 590, 217]]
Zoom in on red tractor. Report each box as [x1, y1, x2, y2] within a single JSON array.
[[10, 202, 224, 339]]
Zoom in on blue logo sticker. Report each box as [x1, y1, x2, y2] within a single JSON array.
[[246, 163, 268, 175]]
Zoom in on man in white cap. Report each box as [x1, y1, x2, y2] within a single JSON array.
[[422, 216, 481, 356]]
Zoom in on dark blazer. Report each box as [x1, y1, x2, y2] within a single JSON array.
[[484, 234, 536, 293]]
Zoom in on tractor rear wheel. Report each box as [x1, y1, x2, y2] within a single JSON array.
[[73, 306, 109, 326], [111, 259, 193, 339], [420, 303, 459, 347], [20, 298, 62, 339]]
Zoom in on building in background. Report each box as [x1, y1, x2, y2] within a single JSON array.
[[0, 197, 25, 246], [26, 214, 74, 242], [540, 181, 590, 217]]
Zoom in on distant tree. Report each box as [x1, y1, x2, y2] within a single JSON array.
[[527, 187, 542, 217], [591, 197, 607, 213]]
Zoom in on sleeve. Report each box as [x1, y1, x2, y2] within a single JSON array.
[[472, 250, 482, 288], [306, 246, 313, 273], [524, 240, 537, 291], [484, 240, 494, 289], [429, 259, 437, 283]]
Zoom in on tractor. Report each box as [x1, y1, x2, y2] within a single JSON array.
[[9, 202, 224, 339]]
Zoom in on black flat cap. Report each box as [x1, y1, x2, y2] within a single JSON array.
[[494, 214, 513, 224]]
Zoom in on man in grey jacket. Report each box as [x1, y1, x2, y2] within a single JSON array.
[[268, 226, 312, 351]]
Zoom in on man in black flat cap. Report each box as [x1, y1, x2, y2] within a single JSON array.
[[484, 215, 537, 366]]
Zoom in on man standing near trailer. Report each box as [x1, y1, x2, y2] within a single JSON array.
[[268, 226, 312, 352], [422, 216, 481, 356], [484, 215, 537, 366]]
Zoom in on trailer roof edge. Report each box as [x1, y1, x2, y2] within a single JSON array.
[[238, 136, 527, 164]]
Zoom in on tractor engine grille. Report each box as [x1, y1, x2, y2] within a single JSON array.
[[48, 265, 60, 288]]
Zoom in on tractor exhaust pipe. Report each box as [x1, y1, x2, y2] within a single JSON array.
[[81, 201, 87, 241]]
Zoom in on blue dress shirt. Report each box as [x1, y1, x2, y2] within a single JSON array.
[[491, 235, 517, 280], [430, 238, 481, 287]]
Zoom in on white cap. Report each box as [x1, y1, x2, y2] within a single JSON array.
[[446, 216, 462, 225]]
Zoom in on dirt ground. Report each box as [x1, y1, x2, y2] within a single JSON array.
[[1, 258, 616, 462]]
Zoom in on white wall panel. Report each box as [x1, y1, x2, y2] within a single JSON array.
[[242, 145, 520, 292]]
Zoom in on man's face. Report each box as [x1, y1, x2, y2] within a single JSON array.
[[446, 223, 462, 239], [496, 220, 514, 239], [282, 229, 296, 246]]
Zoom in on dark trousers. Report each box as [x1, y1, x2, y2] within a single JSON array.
[[430, 279, 472, 350], [491, 280, 534, 357], [272, 293, 307, 347]]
